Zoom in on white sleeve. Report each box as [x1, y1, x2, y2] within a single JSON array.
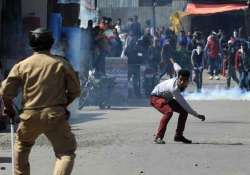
[[172, 90, 198, 117], [173, 63, 182, 74]]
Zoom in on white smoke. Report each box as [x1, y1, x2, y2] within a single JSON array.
[[184, 87, 250, 101]]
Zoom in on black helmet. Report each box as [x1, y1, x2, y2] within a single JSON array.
[[29, 28, 54, 51]]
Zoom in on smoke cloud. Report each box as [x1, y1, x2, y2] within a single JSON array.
[[184, 87, 250, 101]]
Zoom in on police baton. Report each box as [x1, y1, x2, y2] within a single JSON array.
[[10, 117, 15, 175]]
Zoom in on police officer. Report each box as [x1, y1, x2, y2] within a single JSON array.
[[0, 28, 80, 175]]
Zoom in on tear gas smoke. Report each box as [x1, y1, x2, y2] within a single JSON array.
[[184, 87, 250, 101]]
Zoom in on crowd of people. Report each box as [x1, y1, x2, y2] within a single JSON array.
[[83, 15, 250, 96], [0, 14, 249, 173]]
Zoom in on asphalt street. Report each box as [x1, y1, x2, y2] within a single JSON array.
[[0, 75, 250, 175]]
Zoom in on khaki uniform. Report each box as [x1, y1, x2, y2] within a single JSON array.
[[1, 52, 80, 175]]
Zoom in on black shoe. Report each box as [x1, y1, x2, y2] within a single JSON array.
[[154, 138, 166, 144], [174, 135, 192, 144]]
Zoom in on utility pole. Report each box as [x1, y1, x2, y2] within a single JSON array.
[[152, 0, 157, 32], [94, 0, 97, 9]]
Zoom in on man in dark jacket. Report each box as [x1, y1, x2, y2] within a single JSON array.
[[125, 36, 142, 97], [239, 42, 250, 91], [191, 44, 204, 92], [224, 40, 239, 89]]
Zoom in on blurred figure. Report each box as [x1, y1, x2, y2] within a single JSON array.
[[186, 31, 193, 52], [80, 20, 94, 79], [142, 27, 154, 47], [231, 29, 241, 50], [238, 42, 250, 91], [93, 27, 109, 75], [115, 18, 122, 34], [205, 32, 220, 80], [149, 38, 161, 71], [143, 38, 160, 96], [188, 31, 204, 61], [191, 44, 204, 92], [129, 15, 141, 39], [224, 39, 239, 89], [124, 17, 133, 34], [99, 16, 106, 30], [219, 29, 227, 52], [178, 30, 188, 48], [160, 40, 174, 79], [187, 31, 192, 43], [109, 28, 123, 57], [175, 41, 191, 72], [124, 37, 142, 97]]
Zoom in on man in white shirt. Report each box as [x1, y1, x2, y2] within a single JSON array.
[[151, 69, 205, 144]]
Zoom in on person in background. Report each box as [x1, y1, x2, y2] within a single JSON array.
[[115, 18, 122, 34], [129, 15, 141, 39], [109, 28, 123, 57], [191, 44, 204, 92], [149, 38, 161, 72], [237, 42, 250, 91], [178, 30, 187, 48], [125, 36, 142, 97], [205, 32, 220, 80], [224, 39, 239, 89], [175, 42, 192, 73], [160, 40, 174, 79]]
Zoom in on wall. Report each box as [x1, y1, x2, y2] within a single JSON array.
[[98, 0, 187, 29], [100, 6, 173, 28], [97, 0, 139, 8], [172, 0, 187, 11], [21, 0, 48, 27]]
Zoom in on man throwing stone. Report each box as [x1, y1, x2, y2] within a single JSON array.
[[151, 69, 205, 144]]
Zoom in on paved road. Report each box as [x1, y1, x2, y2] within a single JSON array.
[[1, 74, 250, 175], [1, 99, 250, 175]]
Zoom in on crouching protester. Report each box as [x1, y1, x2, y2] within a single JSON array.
[[150, 69, 205, 144], [0, 28, 81, 175]]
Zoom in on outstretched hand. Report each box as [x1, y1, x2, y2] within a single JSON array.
[[197, 114, 205, 121]]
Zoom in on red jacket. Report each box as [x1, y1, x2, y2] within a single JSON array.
[[206, 36, 219, 59], [235, 50, 242, 70]]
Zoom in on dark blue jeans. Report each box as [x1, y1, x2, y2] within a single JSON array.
[[193, 69, 203, 91], [226, 68, 239, 88], [208, 57, 220, 76], [239, 70, 250, 91]]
